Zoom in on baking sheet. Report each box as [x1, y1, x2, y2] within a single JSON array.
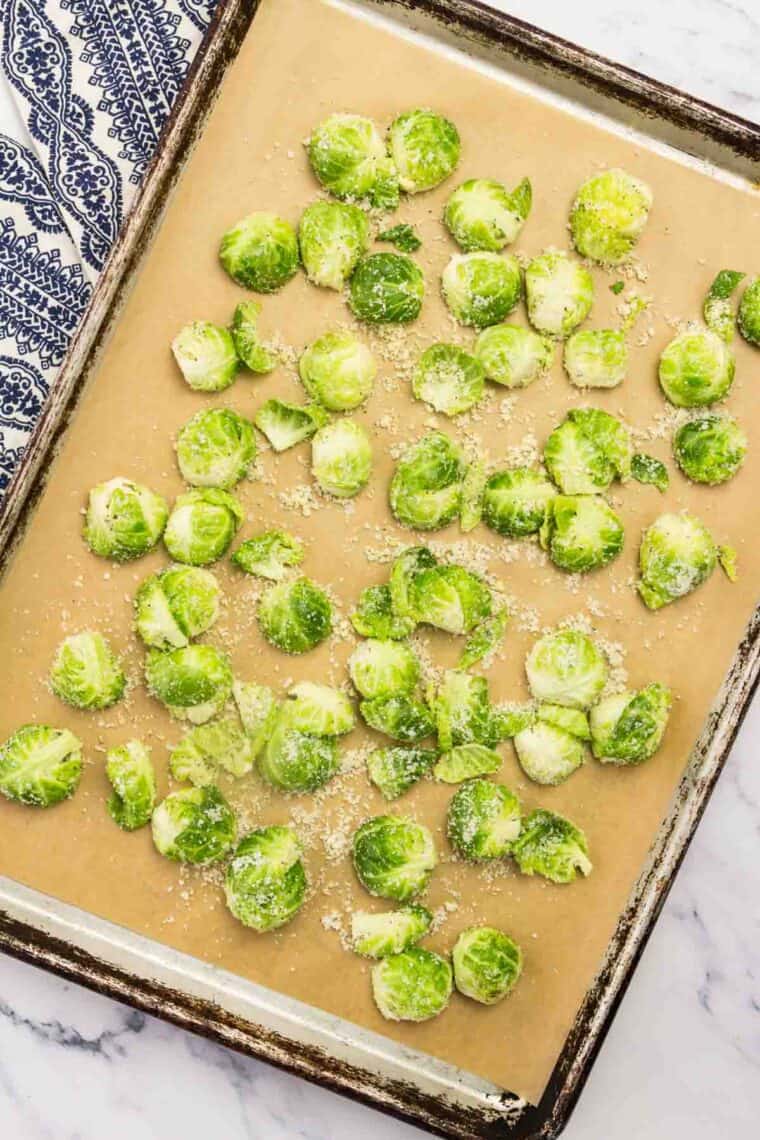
[[0, 0, 759, 1105]]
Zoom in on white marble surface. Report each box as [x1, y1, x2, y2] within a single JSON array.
[[1, 2, 758, 1137]]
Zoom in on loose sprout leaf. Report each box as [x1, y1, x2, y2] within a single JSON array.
[[490, 702, 536, 740], [152, 785, 236, 865], [540, 494, 624, 574], [513, 722, 586, 786], [169, 717, 255, 786], [145, 644, 233, 723], [351, 584, 416, 640], [703, 270, 745, 343], [483, 467, 556, 537], [135, 566, 220, 650], [673, 413, 747, 486], [447, 778, 521, 860], [433, 743, 502, 783], [459, 607, 509, 670], [475, 323, 553, 389], [563, 329, 628, 389], [307, 112, 398, 207], [441, 252, 522, 328], [225, 825, 307, 932], [738, 276, 760, 346], [176, 407, 256, 489], [537, 703, 590, 741], [351, 904, 432, 957], [525, 250, 594, 338], [0, 725, 83, 808], [452, 926, 523, 1005], [410, 563, 492, 635], [84, 477, 168, 562], [232, 680, 278, 757], [387, 108, 460, 194], [376, 223, 422, 253], [50, 631, 125, 711], [367, 746, 437, 800], [299, 200, 369, 290], [411, 343, 485, 417], [637, 511, 719, 609], [389, 546, 438, 620], [444, 177, 531, 252], [255, 398, 329, 452], [590, 682, 672, 765], [610, 281, 625, 295], [259, 703, 340, 793], [511, 808, 592, 884], [525, 629, 607, 709], [106, 740, 156, 830], [286, 681, 355, 736], [459, 459, 486, 533], [299, 330, 376, 411], [349, 252, 424, 324], [570, 168, 652, 265], [360, 695, 435, 744], [311, 419, 373, 498], [718, 544, 738, 582], [544, 407, 632, 496], [232, 530, 304, 581], [371, 948, 452, 1022], [389, 432, 465, 531], [218, 212, 299, 293], [257, 577, 332, 654], [349, 638, 420, 700], [171, 321, 239, 392], [631, 453, 669, 493], [658, 328, 735, 408], [231, 300, 278, 373], [352, 814, 437, 902]]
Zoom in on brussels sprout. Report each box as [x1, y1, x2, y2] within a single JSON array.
[[447, 778, 521, 860], [50, 632, 125, 711], [490, 702, 536, 740], [311, 419, 372, 498], [511, 808, 592, 884], [145, 644, 233, 724], [349, 253, 424, 324], [106, 741, 156, 830], [410, 563, 492, 635], [563, 329, 628, 389], [171, 321, 238, 393], [164, 489, 243, 566], [351, 584, 416, 641], [544, 407, 632, 495], [590, 683, 672, 765], [482, 468, 556, 538], [475, 323, 553, 389], [259, 703, 339, 793], [298, 200, 369, 290], [286, 681, 355, 736], [376, 223, 421, 253], [361, 695, 435, 744], [540, 495, 624, 573], [307, 112, 399, 208], [452, 926, 523, 1005], [0, 725, 82, 807], [255, 398, 329, 452], [441, 252, 522, 329], [135, 566, 220, 650], [459, 608, 509, 670], [513, 722, 585, 785], [637, 511, 719, 609], [631, 453, 669, 493], [352, 814, 436, 901], [411, 343, 485, 416], [232, 680, 278, 756], [258, 577, 332, 654], [673, 413, 747, 485], [537, 703, 590, 740], [84, 477, 168, 562], [169, 717, 254, 786], [232, 530, 304, 581], [230, 300, 278, 374], [433, 670, 497, 750], [389, 432, 465, 531], [444, 177, 531, 252], [738, 276, 760, 346], [525, 629, 607, 709], [351, 904, 432, 957], [389, 545, 438, 620], [372, 947, 452, 1022], [218, 212, 299, 293], [299, 331, 376, 412], [658, 328, 735, 407], [225, 825, 307, 932], [570, 168, 652, 264], [367, 746, 437, 800], [460, 459, 486, 533], [151, 784, 236, 865], [176, 408, 256, 489], [349, 638, 419, 700], [525, 250, 594, 338], [434, 743, 502, 783], [703, 270, 745, 343], [388, 108, 460, 194]]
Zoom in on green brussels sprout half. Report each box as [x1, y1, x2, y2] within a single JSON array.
[[525, 629, 607, 709], [537, 703, 590, 740], [460, 459, 486, 534], [544, 407, 632, 495], [164, 488, 243, 566], [367, 746, 437, 800], [388, 108, 460, 194], [259, 703, 339, 793], [230, 300, 278, 374], [389, 545, 438, 620], [389, 432, 465, 531], [490, 702, 536, 740], [176, 408, 256, 490], [570, 168, 652, 264], [311, 419, 373, 498], [410, 563, 492, 635], [225, 825, 307, 932], [84, 477, 168, 562], [433, 743, 502, 784], [441, 252, 522, 328], [351, 584, 416, 641], [360, 695, 435, 744], [307, 112, 399, 208], [171, 321, 238, 393], [258, 577, 332, 654], [540, 495, 624, 573], [513, 721, 586, 785], [590, 682, 672, 765], [299, 330, 376, 411], [411, 343, 485, 416], [145, 644, 233, 724], [482, 468, 556, 538], [352, 814, 436, 901], [286, 681, 355, 736], [631, 453, 669, 493], [738, 276, 760, 346], [525, 250, 594, 338], [151, 785, 236, 865], [444, 177, 531, 252], [433, 670, 497, 750], [232, 530, 304, 581], [372, 947, 452, 1022], [511, 808, 592, 884], [50, 632, 125, 711], [452, 926, 523, 1005], [447, 778, 521, 860], [0, 725, 83, 808], [349, 253, 425, 324], [298, 200, 369, 290], [376, 223, 421, 253], [459, 608, 509, 670], [255, 398, 329, 452], [218, 212, 299, 293], [563, 329, 628, 389], [135, 565, 220, 650], [349, 638, 419, 699], [658, 328, 735, 407], [106, 740, 156, 830], [232, 680, 278, 756], [475, 323, 554, 389], [637, 511, 719, 609], [169, 717, 254, 786], [703, 270, 745, 343], [351, 904, 432, 958], [673, 413, 747, 485]]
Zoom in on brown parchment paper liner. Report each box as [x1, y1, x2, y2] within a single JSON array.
[[1, 0, 759, 1103]]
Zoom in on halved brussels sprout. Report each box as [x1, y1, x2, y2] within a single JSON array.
[[511, 807, 592, 884], [50, 632, 125, 711], [169, 717, 254, 786], [299, 330, 376, 411], [307, 112, 399, 208], [259, 702, 339, 793], [389, 432, 465, 531], [703, 270, 745, 343], [544, 407, 632, 495], [460, 459, 486, 533], [475, 323, 553, 388], [525, 250, 594, 338], [482, 468, 556, 538], [84, 477, 168, 562], [444, 177, 531, 251], [349, 253, 424, 324], [637, 511, 719, 609], [230, 300, 278, 374], [311, 419, 372, 498], [389, 545, 438, 620], [410, 563, 492, 635], [360, 695, 435, 744], [513, 721, 586, 785], [352, 814, 436, 901], [367, 745, 437, 800], [590, 683, 672, 765], [540, 495, 624, 573], [372, 947, 452, 1022], [433, 743, 502, 783], [232, 530, 304, 581], [164, 488, 243, 566], [151, 784, 236, 865], [176, 408, 256, 489], [490, 702, 536, 740], [171, 321, 238, 393], [351, 904, 432, 957], [631, 453, 669, 493], [433, 670, 497, 750], [255, 398, 328, 452], [738, 276, 760, 346], [658, 328, 735, 407], [563, 329, 628, 389], [351, 584, 416, 641], [441, 252, 522, 328], [525, 629, 607, 709], [459, 608, 509, 670], [537, 703, 590, 740], [298, 200, 369, 290], [447, 778, 521, 860], [258, 577, 332, 654], [233, 680, 278, 756], [106, 741, 156, 830], [411, 343, 485, 416], [135, 566, 220, 650], [0, 725, 82, 807], [388, 108, 460, 194], [286, 681, 355, 736], [225, 825, 307, 932], [452, 926, 523, 1005], [349, 638, 419, 700], [376, 223, 421, 253], [145, 644, 233, 724], [218, 212, 299, 293], [570, 168, 652, 264], [673, 413, 747, 485]]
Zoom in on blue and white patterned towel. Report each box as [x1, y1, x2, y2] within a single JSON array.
[[0, 0, 216, 492]]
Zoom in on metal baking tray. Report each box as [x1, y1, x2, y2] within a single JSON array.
[[1, 1, 758, 1136]]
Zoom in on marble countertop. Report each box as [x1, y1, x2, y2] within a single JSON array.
[[1, 2, 758, 1137]]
